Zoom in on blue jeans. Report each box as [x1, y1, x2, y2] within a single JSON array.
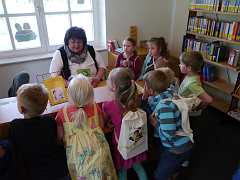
[[154, 148, 192, 180]]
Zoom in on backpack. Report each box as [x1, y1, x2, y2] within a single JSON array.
[[155, 96, 201, 143], [63, 104, 117, 180], [115, 108, 148, 160], [59, 45, 99, 80]]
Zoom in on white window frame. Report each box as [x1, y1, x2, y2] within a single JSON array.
[[0, 0, 104, 60]]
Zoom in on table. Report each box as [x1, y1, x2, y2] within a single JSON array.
[[0, 80, 144, 139]]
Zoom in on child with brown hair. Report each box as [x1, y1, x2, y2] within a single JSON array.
[[143, 70, 193, 180], [9, 84, 69, 180], [116, 37, 142, 80], [139, 37, 169, 79], [103, 67, 148, 180], [156, 67, 179, 95], [179, 51, 212, 143]]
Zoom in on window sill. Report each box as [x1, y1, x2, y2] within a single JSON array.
[[0, 46, 107, 66]]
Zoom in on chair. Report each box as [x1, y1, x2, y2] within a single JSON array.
[[8, 72, 30, 97]]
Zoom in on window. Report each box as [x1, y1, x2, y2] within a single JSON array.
[[0, 0, 105, 59]]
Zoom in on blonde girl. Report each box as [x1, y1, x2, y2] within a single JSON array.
[[55, 74, 117, 180]]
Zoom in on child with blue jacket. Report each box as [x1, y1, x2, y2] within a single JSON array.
[[143, 70, 193, 180]]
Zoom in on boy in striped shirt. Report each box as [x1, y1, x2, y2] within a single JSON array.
[[143, 70, 193, 180]]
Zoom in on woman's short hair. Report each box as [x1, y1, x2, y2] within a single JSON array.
[[64, 27, 87, 47]]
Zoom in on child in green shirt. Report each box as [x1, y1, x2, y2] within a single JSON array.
[[178, 51, 212, 143]]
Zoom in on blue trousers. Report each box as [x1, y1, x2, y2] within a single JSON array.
[[154, 148, 192, 180]]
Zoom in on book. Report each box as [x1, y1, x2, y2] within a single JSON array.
[[43, 76, 68, 106], [227, 48, 240, 67]]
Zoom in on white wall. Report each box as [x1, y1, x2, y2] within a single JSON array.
[[169, 0, 189, 57], [0, 0, 175, 98], [106, 0, 173, 46]]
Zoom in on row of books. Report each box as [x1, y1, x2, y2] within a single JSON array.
[[190, 0, 240, 13], [187, 16, 240, 41], [183, 37, 240, 67]]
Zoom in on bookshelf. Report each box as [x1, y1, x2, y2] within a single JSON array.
[[186, 31, 240, 45], [203, 78, 234, 94], [203, 58, 238, 72], [211, 96, 229, 112], [189, 9, 240, 16], [184, 0, 240, 114]]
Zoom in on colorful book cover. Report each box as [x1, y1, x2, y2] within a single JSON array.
[[236, 23, 240, 41], [210, 20, 216, 36], [228, 22, 234, 40], [228, 48, 237, 66], [231, 22, 239, 40], [202, 18, 208, 34], [206, 19, 212, 35], [214, 21, 221, 37], [228, 0, 237, 12], [219, 22, 225, 38], [43, 76, 68, 106], [224, 22, 230, 39], [233, 49, 240, 67], [234, 0, 239, 12]]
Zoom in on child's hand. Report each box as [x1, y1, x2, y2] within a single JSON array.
[[91, 77, 100, 88], [122, 60, 128, 67], [142, 84, 149, 100], [149, 113, 157, 127], [0, 146, 6, 158]]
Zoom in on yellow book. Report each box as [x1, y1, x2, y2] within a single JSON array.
[[43, 76, 68, 106]]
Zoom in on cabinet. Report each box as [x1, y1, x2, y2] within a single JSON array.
[[183, 1, 240, 114]]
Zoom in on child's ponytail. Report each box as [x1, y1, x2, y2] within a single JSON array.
[[116, 80, 138, 112], [67, 74, 94, 127]]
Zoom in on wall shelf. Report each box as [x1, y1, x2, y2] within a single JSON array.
[[189, 9, 240, 16], [203, 58, 238, 72], [210, 96, 229, 112], [203, 79, 234, 94], [186, 31, 240, 45]]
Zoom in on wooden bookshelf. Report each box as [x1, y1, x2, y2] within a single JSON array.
[[186, 31, 240, 45], [203, 58, 238, 72], [211, 96, 229, 112], [189, 9, 240, 16], [203, 79, 235, 94]]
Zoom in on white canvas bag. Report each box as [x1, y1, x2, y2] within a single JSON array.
[[116, 108, 148, 160]]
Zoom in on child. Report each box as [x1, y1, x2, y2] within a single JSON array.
[[139, 37, 169, 79], [103, 67, 148, 180], [156, 67, 179, 95], [55, 74, 117, 179], [9, 84, 69, 180], [178, 51, 212, 142], [116, 37, 142, 80], [143, 70, 193, 180]]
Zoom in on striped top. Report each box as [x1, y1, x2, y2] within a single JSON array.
[[150, 89, 192, 154]]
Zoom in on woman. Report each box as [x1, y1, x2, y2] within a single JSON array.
[[49, 27, 106, 87]]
